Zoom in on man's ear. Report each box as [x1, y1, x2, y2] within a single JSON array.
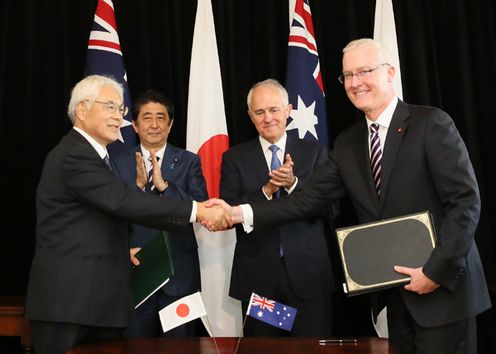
[[387, 65, 396, 83], [132, 120, 138, 133], [76, 101, 87, 120], [286, 103, 293, 118]]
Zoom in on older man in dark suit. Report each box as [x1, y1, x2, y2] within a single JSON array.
[[25, 75, 227, 354], [216, 39, 491, 354], [220, 79, 335, 337]]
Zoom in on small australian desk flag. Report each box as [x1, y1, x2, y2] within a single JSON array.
[[246, 292, 297, 332]]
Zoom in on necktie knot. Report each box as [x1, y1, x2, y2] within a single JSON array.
[[148, 155, 160, 166], [103, 154, 111, 171], [370, 123, 380, 134], [269, 145, 281, 170]]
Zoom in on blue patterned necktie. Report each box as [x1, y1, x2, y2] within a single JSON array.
[[370, 123, 382, 196], [269, 145, 281, 198], [269, 144, 284, 257]]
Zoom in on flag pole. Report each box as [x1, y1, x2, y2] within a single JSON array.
[[202, 315, 220, 354], [235, 292, 254, 354], [234, 315, 249, 354]]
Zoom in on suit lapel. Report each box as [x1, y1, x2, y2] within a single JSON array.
[[379, 101, 410, 208], [284, 137, 300, 163], [161, 144, 177, 180], [248, 138, 272, 183]]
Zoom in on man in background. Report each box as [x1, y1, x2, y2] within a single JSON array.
[[112, 90, 208, 337], [220, 79, 335, 336]]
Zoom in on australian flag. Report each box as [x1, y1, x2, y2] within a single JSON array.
[[84, 0, 136, 155], [285, 0, 329, 149], [246, 292, 297, 332]]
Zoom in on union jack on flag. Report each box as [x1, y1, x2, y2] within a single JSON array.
[[85, 0, 136, 155], [246, 292, 297, 332], [249, 293, 276, 312], [285, 0, 329, 149]]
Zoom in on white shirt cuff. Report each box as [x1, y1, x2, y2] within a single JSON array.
[[190, 201, 197, 223], [239, 204, 254, 233]]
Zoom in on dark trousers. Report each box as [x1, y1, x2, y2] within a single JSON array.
[[123, 291, 197, 338], [241, 257, 332, 337], [385, 290, 477, 354], [31, 320, 122, 354]]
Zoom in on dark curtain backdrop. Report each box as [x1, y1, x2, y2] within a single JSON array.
[[1, 0, 495, 348]]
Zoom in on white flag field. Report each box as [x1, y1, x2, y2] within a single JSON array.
[[159, 292, 210, 334], [186, 0, 242, 337], [373, 0, 403, 338], [374, 0, 403, 100]]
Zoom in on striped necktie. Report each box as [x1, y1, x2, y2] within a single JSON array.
[[147, 156, 160, 192], [370, 123, 382, 196]]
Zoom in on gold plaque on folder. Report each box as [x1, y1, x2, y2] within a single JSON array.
[[336, 211, 436, 296]]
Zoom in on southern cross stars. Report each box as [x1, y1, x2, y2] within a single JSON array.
[[286, 95, 318, 140], [116, 119, 132, 143]]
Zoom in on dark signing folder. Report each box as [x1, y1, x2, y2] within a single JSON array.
[[336, 211, 436, 296], [132, 231, 174, 308]]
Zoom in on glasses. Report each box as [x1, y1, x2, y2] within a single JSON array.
[[338, 63, 390, 84], [87, 100, 129, 116]]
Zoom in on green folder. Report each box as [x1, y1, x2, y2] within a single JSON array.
[[131, 231, 174, 308]]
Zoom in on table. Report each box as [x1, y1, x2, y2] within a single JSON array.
[[0, 296, 32, 352], [68, 337, 399, 354]]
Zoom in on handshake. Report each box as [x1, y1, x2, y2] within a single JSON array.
[[196, 199, 243, 231]]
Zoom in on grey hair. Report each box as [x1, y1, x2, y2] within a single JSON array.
[[343, 38, 393, 65], [246, 78, 289, 110], [67, 75, 124, 123]]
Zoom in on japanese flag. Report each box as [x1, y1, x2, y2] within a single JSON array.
[[159, 292, 207, 333], [186, 0, 242, 337]]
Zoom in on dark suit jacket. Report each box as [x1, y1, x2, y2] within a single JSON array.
[[251, 101, 491, 327], [111, 144, 208, 296], [25, 129, 192, 327], [220, 136, 335, 302]]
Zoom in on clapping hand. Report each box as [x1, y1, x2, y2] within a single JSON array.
[[268, 153, 296, 189], [135, 152, 148, 190], [149, 151, 168, 192]]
